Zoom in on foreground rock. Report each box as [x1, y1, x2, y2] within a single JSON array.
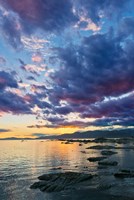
[[87, 145, 115, 150], [98, 161, 118, 166], [101, 150, 117, 156], [87, 145, 134, 150], [87, 156, 107, 162], [114, 170, 134, 178], [30, 172, 93, 192]]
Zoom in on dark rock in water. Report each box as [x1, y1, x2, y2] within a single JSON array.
[[64, 141, 73, 144], [115, 146, 134, 149], [114, 170, 134, 178], [83, 166, 88, 169], [98, 161, 118, 166], [81, 151, 87, 154], [92, 137, 108, 143], [51, 167, 62, 170], [87, 145, 134, 150], [87, 156, 107, 162], [87, 145, 115, 150], [30, 172, 93, 193], [101, 150, 117, 156]]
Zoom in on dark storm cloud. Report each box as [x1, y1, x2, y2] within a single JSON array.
[[0, 91, 32, 114], [55, 106, 73, 115], [118, 17, 134, 39], [0, 71, 32, 114], [89, 117, 134, 127], [44, 17, 134, 128], [49, 32, 134, 106], [0, 71, 18, 89], [81, 93, 134, 119], [24, 93, 51, 109], [2, 0, 77, 32]]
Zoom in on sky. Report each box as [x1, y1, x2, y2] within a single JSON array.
[[0, 0, 134, 138]]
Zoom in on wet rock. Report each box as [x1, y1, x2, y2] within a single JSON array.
[[64, 141, 73, 144], [92, 137, 108, 143], [87, 145, 134, 150], [98, 161, 118, 166], [51, 167, 62, 170], [101, 150, 117, 156], [83, 166, 88, 169], [114, 170, 134, 178], [115, 146, 134, 150], [87, 156, 107, 162], [87, 145, 115, 150], [30, 172, 93, 193], [81, 151, 87, 154]]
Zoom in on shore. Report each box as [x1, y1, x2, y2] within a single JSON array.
[[30, 137, 134, 199]]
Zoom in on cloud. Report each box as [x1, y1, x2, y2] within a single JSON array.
[[27, 125, 46, 129], [0, 56, 6, 65], [3, 0, 77, 32], [38, 19, 134, 128], [0, 1, 134, 130], [1, 14, 22, 49], [0, 129, 11, 133], [0, 91, 32, 114], [77, 0, 132, 24], [0, 71, 32, 114], [31, 133, 50, 137], [49, 31, 134, 107], [32, 53, 43, 63], [21, 64, 45, 75], [0, 71, 18, 90]]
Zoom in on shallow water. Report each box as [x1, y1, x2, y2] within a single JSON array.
[[0, 140, 134, 199]]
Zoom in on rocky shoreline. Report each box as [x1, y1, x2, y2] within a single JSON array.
[[30, 137, 134, 199]]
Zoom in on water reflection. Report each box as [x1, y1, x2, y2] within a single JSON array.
[[0, 140, 134, 199]]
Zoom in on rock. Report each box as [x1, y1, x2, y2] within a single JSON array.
[[87, 156, 107, 162], [101, 150, 117, 156], [81, 151, 87, 154], [64, 141, 73, 144], [92, 137, 108, 143], [114, 170, 134, 178], [30, 172, 93, 193], [87, 145, 134, 150], [51, 167, 62, 170], [115, 146, 134, 149], [87, 145, 115, 150], [98, 161, 118, 166]]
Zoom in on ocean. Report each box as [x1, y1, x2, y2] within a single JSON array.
[[0, 140, 134, 200]]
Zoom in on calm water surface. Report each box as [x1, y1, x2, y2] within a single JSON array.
[[0, 140, 134, 200]]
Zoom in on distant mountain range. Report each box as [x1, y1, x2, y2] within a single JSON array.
[[1, 129, 134, 140], [37, 129, 134, 139]]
